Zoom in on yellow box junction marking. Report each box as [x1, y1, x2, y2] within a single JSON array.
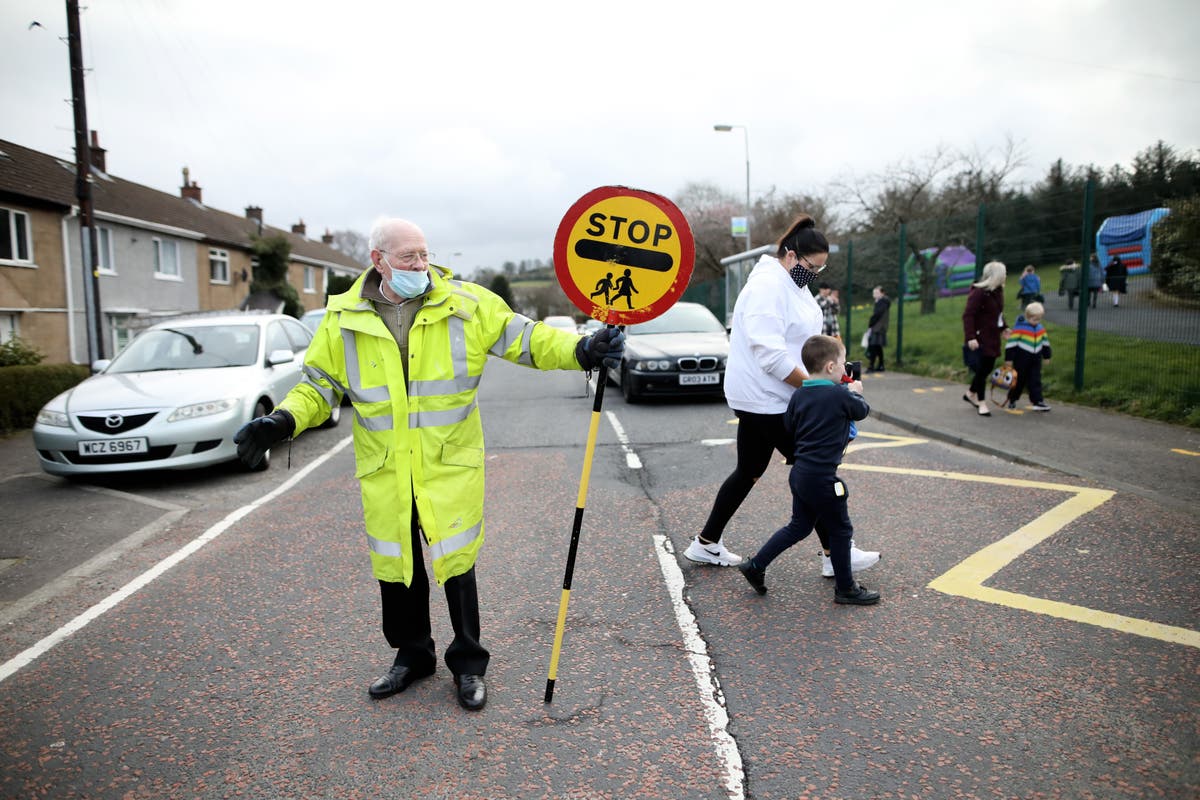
[[840, 463, 1199, 649]]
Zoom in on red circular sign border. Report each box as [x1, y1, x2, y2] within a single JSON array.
[[553, 185, 695, 326]]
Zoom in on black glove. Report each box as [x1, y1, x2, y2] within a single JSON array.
[[234, 409, 295, 468], [575, 327, 626, 370]]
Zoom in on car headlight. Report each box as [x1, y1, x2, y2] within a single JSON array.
[[168, 398, 239, 422], [37, 408, 71, 427]]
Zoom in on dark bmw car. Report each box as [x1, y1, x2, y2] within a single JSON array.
[[606, 302, 728, 402]]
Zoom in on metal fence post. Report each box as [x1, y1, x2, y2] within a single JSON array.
[[1074, 177, 1096, 392], [896, 224, 906, 367], [975, 203, 986, 281], [845, 239, 854, 346]]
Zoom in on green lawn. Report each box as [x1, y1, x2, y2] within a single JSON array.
[[846, 268, 1200, 428]]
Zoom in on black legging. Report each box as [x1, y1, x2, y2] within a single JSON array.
[[969, 354, 998, 401], [699, 409, 831, 551]]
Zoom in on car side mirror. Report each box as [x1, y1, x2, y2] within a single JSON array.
[[91, 359, 111, 374], [266, 349, 295, 366]]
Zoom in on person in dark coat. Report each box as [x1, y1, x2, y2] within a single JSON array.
[[1106, 255, 1128, 308], [1087, 254, 1104, 309], [865, 285, 890, 372], [1058, 261, 1080, 310], [962, 261, 1008, 417]]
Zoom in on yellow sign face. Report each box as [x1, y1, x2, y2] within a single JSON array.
[[554, 186, 694, 326]]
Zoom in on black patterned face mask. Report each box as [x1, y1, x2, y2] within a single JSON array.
[[789, 264, 818, 291]]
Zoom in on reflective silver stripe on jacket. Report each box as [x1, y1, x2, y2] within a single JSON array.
[[367, 532, 402, 557], [301, 363, 343, 408], [409, 375, 480, 396], [488, 315, 536, 364], [409, 316, 479, 397], [341, 328, 389, 404], [429, 521, 482, 562], [409, 400, 477, 429]]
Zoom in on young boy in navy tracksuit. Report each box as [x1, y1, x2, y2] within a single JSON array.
[[1003, 301, 1053, 411], [737, 335, 880, 605]]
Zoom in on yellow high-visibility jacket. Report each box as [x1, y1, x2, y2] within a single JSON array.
[[279, 265, 582, 586]]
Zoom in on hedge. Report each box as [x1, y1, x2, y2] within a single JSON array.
[[0, 363, 91, 435]]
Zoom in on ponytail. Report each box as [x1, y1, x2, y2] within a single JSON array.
[[776, 214, 829, 258]]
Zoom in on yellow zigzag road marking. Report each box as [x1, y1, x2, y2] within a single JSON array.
[[845, 431, 927, 454], [1171, 448, 1200, 457], [840, 463, 1200, 650]]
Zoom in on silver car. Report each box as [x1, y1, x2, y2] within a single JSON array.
[[33, 312, 335, 475]]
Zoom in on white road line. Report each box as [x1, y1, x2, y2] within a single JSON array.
[[0, 436, 354, 685], [652, 534, 745, 800], [603, 409, 744, 798], [604, 410, 642, 469]]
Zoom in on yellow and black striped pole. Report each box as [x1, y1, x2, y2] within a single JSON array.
[[545, 330, 613, 703]]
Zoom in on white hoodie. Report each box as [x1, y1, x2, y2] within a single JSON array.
[[723, 254, 824, 414]]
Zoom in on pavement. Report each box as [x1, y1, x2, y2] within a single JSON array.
[[857, 368, 1200, 512]]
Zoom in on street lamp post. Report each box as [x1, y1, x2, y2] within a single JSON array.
[[713, 124, 751, 249]]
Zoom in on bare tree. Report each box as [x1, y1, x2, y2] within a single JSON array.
[[832, 138, 1026, 313], [331, 229, 371, 265]]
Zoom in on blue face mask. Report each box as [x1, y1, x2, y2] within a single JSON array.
[[384, 256, 431, 299]]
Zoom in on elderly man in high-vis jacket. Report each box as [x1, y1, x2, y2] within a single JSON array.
[[234, 218, 624, 711]]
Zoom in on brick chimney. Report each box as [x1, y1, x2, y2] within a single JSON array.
[[180, 167, 202, 202], [291, 219, 307, 236], [321, 229, 335, 245], [89, 130, 107, 172], [245, 206, 263, 223]]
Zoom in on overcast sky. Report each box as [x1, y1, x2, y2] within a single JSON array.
[[4, 0, 1198, 275]]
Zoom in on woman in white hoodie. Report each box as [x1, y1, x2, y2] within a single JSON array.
[[684, 215, 880, 577]]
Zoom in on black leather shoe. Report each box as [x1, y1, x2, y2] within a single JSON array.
[[454, 674, 487, 711], [738, 560, 767, 595], [835, 581, 880, 605], [368, 663, 435, 699]]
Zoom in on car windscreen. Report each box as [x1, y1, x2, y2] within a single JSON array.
[[626, 305, 725, 336], [106, 325, 261, 372]]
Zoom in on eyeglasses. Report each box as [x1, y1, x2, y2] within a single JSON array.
[[381, 250, 434, 266], [792, 253, 827, 274]]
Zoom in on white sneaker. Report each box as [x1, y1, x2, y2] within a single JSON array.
[[821, 541, 881, 578], [684, 537, 742, 566]]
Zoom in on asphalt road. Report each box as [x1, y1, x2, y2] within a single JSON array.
[[1, 361, 1197, 799]]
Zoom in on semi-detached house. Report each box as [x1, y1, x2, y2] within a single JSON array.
[[0, 135, 363, 364]]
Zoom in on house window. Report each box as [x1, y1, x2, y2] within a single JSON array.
[[153, 238, 180, 278], [303, 265, 315, 292], [0, 312, 17, 343], [108, 313, 135, 353], [0, 207, 33, 264], [209, 248, 230, 283], [97, 226, 116, 274]]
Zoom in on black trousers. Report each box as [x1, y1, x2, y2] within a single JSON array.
[[969, 354, 998, 400], [1006, 353, 1044, 405], [378, 509, 489, 676], [699, 410, 831, 551], [752, 470, 855, 591]]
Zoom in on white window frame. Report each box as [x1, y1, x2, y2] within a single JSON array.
[[303, 265, 315, 293], [0, 206, 33, 266], [0, 312, 18, 343], [96, 226, 116, 275], [108, 313, 136, 354], [209, 248, 230, 284], [153, 237, 181, 280]]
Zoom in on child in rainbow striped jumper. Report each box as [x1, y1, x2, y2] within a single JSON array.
[[1004, 301, 1052, 411]]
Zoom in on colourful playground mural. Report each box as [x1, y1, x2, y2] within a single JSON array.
[[903, 244, 976, 300]]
